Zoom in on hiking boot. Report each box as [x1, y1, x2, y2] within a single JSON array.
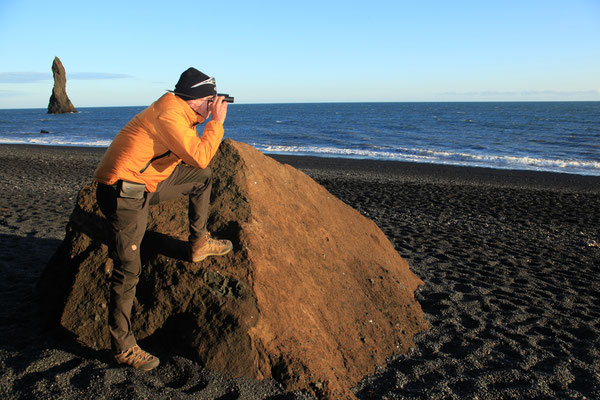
[[190, 232, 233, 262], [114, 345, 160, 371]]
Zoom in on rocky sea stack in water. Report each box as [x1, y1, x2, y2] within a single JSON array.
[[37, 139, 428, 398], [47, 56, 76, 114]]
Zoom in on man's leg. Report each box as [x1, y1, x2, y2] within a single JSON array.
[[96, 183, 159, 371], [151, 163, 212, 241], [151, 163, 232, 261]]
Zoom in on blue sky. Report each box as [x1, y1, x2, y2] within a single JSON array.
[[0, 0, 599, 108]]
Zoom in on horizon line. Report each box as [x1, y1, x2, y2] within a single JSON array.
[[2, 99, 600, 110]]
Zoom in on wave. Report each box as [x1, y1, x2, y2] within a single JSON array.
[[255, 144, 600, 176], [1, 136, 598, 176], [0, 137, 112, 147]]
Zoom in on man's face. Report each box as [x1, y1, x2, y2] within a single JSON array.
[[187, 96, 213, 118]]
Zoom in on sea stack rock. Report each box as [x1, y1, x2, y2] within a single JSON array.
[[37, 139, 428, 398], [47, 56, 76, 114]]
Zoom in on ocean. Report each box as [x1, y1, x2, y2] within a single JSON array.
[[0, 102, 598, 176]]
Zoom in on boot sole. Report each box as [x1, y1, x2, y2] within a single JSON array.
[[139, 359, 160, 371], [114, 358, 160, 371]]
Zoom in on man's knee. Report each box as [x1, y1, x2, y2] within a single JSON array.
[[191, 165, 212, 184], [189, 166, 212, 192], [171, 163, 212, 189], [111, 267, 140, 291]]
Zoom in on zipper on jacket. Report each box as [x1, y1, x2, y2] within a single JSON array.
[[139, 150, 172, 173]]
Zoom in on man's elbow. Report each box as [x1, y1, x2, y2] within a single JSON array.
[[197, 160, 210, 169], [184, 158, 209, 169], [189, 154, 211, 169], [187, 143, 215, 169]]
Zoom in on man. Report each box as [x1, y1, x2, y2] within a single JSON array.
[[94, 67, 232, 371]]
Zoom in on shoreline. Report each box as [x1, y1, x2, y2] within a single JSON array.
[[1, 143, 599, 399], [2, 142, 600, 191]]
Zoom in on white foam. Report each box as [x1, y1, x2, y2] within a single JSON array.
[[1, 137, 598, 176], [255, 144, 600, 176], [0, 137, 111, 147]]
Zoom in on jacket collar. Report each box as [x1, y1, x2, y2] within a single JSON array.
[[168, 92, 206, 124]]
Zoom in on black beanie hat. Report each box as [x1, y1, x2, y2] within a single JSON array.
[[172, 67, 216, 100]]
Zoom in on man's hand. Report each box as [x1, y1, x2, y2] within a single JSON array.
[[210, 95, 228, 124]]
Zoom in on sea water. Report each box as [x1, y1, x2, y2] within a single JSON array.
[[0, 102, 598, 176]]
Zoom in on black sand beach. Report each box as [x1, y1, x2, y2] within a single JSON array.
[[1, 144, 599, 399]]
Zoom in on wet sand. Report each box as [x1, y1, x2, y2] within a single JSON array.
[[1, 144, 599, 399]]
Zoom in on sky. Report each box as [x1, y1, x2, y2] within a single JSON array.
[[0, 0, 599, 108]]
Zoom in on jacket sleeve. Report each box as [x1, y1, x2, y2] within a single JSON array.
[[155, 109, 224, 169]]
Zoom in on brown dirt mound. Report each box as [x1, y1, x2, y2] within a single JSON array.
[[37, 139, 428, 398]]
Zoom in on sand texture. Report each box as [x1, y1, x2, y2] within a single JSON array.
[[1, 144, 599, 399]]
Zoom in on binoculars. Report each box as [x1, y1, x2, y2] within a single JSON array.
[[218, 93, 234, 103]]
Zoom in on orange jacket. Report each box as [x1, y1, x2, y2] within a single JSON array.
[[93, 93, 224, 192]]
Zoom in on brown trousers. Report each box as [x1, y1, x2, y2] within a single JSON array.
[[96, 163, 212, 352]]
